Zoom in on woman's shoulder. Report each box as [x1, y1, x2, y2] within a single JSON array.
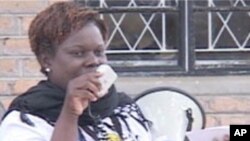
[[0, 110, 53, 141], [1, 110, 51, 126]]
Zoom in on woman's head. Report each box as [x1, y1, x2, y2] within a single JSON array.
[[28, 2, 109, 89], [29, 1, 108, 73]]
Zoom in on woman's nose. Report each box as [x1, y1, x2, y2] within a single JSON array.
[[85, 52, 101, 66]]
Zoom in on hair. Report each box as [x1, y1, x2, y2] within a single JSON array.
[[28, 1, 108, 73]]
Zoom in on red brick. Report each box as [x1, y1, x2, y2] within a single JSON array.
[[0, 81, 10, 95], [22, 58, 43, 77], [198, 96, 250, 113], [206, 114, 250, 127], [0, 58, 19, 77], [0, 40, 3, 54], [0, 1, 48, 14], [205, 115, 220, 127], [20, 16, 35, 35], [10, 79, 40, 95], [0, 15, 18, 36], [1, 38, 33, 55], [0, 96, 16, 109], [219, 114, 250, 125]]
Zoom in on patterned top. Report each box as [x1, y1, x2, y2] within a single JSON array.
[[0, 103, 153, 141]]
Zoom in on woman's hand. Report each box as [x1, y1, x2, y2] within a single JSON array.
[[62, 72, 102, 117], [222, 134, 229, 141], [213, 134, 229, 141]]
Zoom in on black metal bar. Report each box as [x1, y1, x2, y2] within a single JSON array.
[[178, 0, 186, 72], [178, 0, 196, 73], [194, 6, 250, 12], [92, 7, 178, 13], [187, 0, 196, 73], [90, 6, 250, 13]]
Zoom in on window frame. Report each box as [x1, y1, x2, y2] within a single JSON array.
[[76, 0, 250, 76]]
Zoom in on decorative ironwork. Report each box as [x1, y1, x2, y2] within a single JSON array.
[[77, 0, 250, 75]]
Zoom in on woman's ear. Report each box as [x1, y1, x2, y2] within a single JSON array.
[[38, 54, 52, 70]]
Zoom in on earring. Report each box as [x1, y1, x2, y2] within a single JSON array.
[[45, 68, 51, 73]]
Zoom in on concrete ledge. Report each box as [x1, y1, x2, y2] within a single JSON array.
[[115, 75, 250, 96]]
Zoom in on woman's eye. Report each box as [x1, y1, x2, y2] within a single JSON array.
[[95, 50, 105, 56], [72, 51, 84, 57]]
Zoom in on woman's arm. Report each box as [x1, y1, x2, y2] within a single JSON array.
[[50, 110, 79, 141], [50, 72, 101, 141]]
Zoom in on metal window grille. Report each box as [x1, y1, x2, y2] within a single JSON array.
[[76, 0, 250, 76]]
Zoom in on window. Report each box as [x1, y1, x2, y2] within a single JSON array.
[[76, 0, 250, 76]]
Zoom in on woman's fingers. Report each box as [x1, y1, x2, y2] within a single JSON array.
[[212, 134, 230, 141], [223, 134, 229, 141], [63, 72, 104, 116], [72, 72, 102, 97], [64, 89, 98, 115], [78, 81, 100, 99], [67, 82, 98, 101]]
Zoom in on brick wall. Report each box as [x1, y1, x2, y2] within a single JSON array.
[[0, 0, 70, 108], [1, 0, 250, 129]]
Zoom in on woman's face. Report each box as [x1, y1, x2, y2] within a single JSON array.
[[46, 22, 108, 89]]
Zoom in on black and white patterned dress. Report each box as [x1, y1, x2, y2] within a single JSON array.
[[0, 103, 153, 141]]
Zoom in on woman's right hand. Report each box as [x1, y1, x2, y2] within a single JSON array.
[[213, 134, 229, 141], [62, 72, 102, 117]]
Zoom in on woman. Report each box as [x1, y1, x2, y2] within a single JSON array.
[[0, 2, 151, 141]]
